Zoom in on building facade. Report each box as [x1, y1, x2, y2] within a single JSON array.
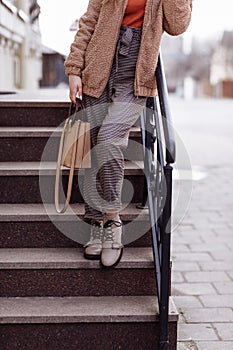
[[210, 31, 233, 98], [0, 0, 42, 91], [40, 45, 68, 88]]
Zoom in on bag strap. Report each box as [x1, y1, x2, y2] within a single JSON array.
[[69, 98, 86, 122], [55, 101, 83, 213]]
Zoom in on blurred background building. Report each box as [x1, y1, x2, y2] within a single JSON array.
[[0, 0, 41, 90], [40, 45, 68, 88], [162, 30, 233, 99], [210, 31, 233, 98], [0, 0, 67, 91]]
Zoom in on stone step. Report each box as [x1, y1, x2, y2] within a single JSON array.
[[0, 126, 143, 161], [0, 126, 141, 138], [0, 99, 140, 128], [0, 101, 70, 127], [0, 203, 149, 221], [0, 247, 157, 297], [0, 160, 144, 175], [0, 203, 152, 248], [0, 161, 145, 203], [0, 295, 178, 350]]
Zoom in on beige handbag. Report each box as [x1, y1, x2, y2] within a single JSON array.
[[55, 99, 91, 213]]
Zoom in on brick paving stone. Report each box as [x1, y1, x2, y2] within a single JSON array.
[[177, 343, 189, 350], [209, 217, 232, 224], [210, 251, 233, 261], [175, 221, 195, 229], [186, 221, 212, 230], [173, 261, 200, 272], [200, 295, 233, 308], [173, 253, 213, 262], [172, 236, 190, 244], [178, 324, 218, 341], [211, 232, 233, 239], [226, 242, 233, 251], [180, 228, 215, 236], [171, 244, 190, 253], [220, 213, 233, 222], [222, 213, 233, 221], [202, 235, 233, 244], [172, 283, 216, 296], [213, 226, 233, 235], [172, 271, 185, 283], [179, 219, 197, 227], [199, 204, 229, 211], [172, 296, 202, 309], [213, 281, 233, 294], [184, 271, 230, 283], [177, 341, 198, 350], [179, 313, 187, 324], [196, 341, 233, 350], [183, 308, 233, 323], [213, 323, 233, 341], [173, 234, 204, 244], [189, 217, 215, 226], [198, 261, 233, 271], [193, 222, 228, 230], [189, 243, 231, 252], [188, 212, 221, 221], [174, 227, 207, 234]]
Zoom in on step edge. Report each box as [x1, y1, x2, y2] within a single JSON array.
[[0, 160, 144, 176], [0, 203, 149, 221], [0, 247, 154, 270], [0, 262, 154, 269], [0, 315, 161, 324], [0, 214, 149, 222], [0, 126, 141, 138], [0, 102, 70, 108], [0, 296, 178, 324]]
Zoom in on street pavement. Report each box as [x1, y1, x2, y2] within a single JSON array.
[[169, 96, 233, 350]]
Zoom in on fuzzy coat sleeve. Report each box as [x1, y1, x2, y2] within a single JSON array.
[[65, 0, 102, 76], [162, 0, 192, 36]]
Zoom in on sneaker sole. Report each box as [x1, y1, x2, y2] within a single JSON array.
[[84, 252, 101, 260]]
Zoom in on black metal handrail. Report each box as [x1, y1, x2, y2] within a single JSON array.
[[155, 54, 176, 165], [140, 52, 175, 350]]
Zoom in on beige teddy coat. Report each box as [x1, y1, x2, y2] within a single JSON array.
[[65, 0, 192, 98]]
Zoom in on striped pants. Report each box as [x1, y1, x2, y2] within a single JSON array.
[[83, 26, 147, 221]]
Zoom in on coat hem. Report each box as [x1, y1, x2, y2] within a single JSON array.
[[83, 84, 158, 99]]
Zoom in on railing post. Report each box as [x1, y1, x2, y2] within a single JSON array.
[[159, 164, 173, 350], [138, 98, 155, 209], [136, 175, 148, 209]]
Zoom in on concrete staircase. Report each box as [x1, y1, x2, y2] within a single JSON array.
[[0, 96, 178, 350]]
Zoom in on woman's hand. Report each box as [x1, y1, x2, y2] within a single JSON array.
[[69, 75, 82, 103]]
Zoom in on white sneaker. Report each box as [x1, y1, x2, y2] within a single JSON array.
[[100, 220, 123, 268], [84, 221, 103, 260]]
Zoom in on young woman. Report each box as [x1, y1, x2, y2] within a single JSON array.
[[65, 0, 192, 268]]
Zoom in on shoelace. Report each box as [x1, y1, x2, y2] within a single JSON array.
[[104, 220, 122, 242], [91, 221, 103, 241]]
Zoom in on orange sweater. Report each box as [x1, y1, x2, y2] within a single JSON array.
[[122, 0, 147, 28]]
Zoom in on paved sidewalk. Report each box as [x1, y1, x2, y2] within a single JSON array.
[[169, 97, 233, 350]]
